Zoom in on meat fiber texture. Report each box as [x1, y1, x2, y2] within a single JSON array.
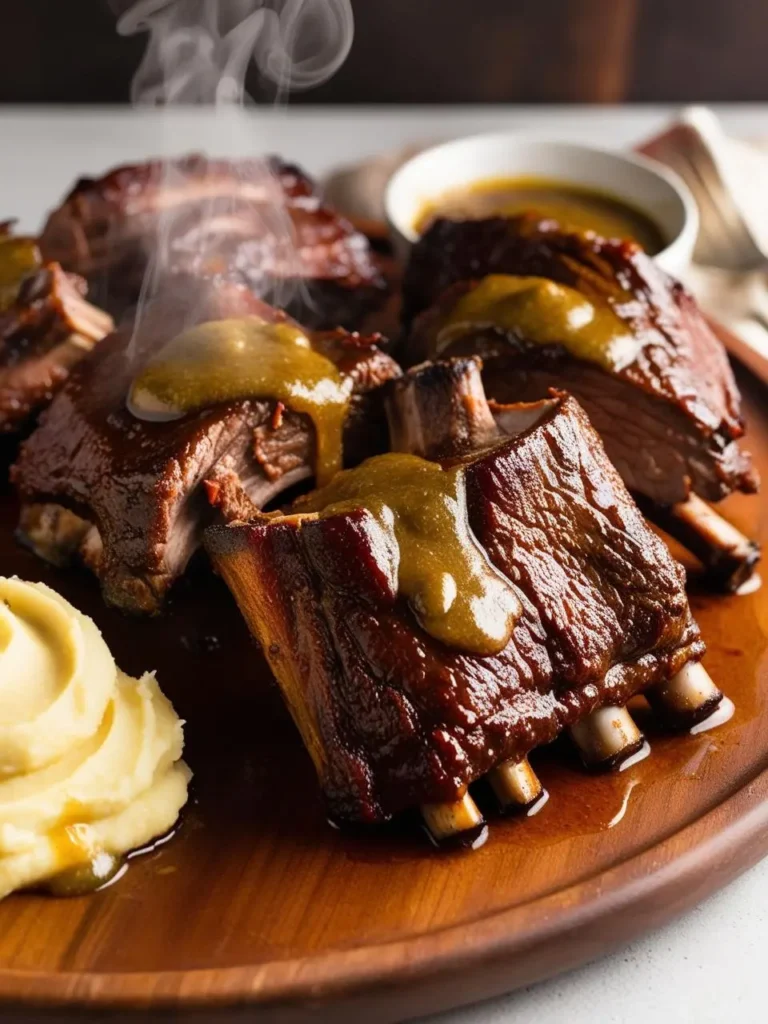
[[206, 394, 703, 823], [12, 279, 399, 614], [39, 155, 389, 329], [404, 216, 757, 505], [0, 260, 112, 434]]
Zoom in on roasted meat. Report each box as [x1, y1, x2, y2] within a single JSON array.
[[0, 228, 112, 434], [403, 216, 759, 588], [205, 358, 717, 834], [39, 155, 389, 329], [12, 279, 400, 614]]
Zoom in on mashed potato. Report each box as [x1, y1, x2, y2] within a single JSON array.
[[0, 578, 190, 898]]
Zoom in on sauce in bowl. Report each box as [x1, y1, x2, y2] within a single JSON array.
[[414, 175, 666, 254]]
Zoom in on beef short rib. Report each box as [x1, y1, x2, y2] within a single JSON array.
[[12, 278, 400, 614], [0, 228, 112, 434], [39, 155, 389, 329], [403, 216, 757, 507], [205, 365, 704, 824]]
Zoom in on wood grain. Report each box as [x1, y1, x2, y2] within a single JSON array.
[[0, 366, 765, 1023], [4, 0, 768, 104]]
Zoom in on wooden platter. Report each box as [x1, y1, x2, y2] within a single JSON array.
[[0, 368, 765, 1023]]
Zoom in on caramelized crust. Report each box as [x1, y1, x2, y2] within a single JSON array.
[[12, 280, 400, 614], [206, 392, 702, 822], [40, 155, 389, 328], [404, 216, 757, 504]]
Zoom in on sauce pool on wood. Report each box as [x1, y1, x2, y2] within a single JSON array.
[[0, 363, 764, 1018]]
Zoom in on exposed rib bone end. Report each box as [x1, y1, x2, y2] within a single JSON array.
[[385, 357, 499, 460], [646, 494, 760, 593], [421, 790, 487, 849], [708, 538, 761, 593], [647, 661, 724, 729], [489, 757, 547, 815], [570, 706, 645, 771]]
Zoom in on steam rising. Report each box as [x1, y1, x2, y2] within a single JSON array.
[[113, 0, 354, 352], [118, 0, 354, 103]]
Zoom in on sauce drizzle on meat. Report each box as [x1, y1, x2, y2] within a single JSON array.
[[437, 273, 642, 371], [128, 316, 352, 488], [296, 451, 521, 654], [0, 234, 41, 311]]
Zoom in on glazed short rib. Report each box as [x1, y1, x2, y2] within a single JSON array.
[[0, 226, 112, 434], [403, 216, 760, 589], [12, 278, 400, 614], [206, 358, 720, 839], [39, 155, 389, 329]]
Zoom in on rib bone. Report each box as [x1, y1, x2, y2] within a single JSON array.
[[645, 494, 760, 593], [421, 790, 486, 846], [385, 356, 499, 459], [488, 757, 547, 813], [570, 706, 645, 770], [646, 661, 723, 728]]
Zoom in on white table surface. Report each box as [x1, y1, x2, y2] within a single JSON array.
[[3, 103, 767, 1024]]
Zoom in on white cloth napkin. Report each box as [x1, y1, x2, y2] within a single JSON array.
[[638, 107, 768, 385]]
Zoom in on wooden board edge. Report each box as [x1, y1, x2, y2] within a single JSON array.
[[1, 751, 768, 1023]]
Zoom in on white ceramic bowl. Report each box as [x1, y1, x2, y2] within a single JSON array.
[[385, 134, 699, 278]]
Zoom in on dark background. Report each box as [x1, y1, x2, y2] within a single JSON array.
[[2, 0, 767, 105]]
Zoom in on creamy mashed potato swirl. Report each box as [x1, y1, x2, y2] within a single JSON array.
[[0, 578, 190, 899]]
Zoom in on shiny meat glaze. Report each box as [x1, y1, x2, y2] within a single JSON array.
[[12, 279, 399, 614], [39, 155, 389, 328], [206, 393, 702, 822], [404, 216, 757, 504]]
